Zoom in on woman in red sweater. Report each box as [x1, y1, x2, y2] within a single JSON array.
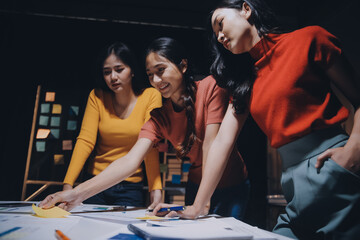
[[159, 0, 360, 239]]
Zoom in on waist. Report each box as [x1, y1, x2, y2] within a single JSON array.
[[277, 126, 349, 170]]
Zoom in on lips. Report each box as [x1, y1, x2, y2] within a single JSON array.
[[112, 83, 121, 88], [159, 83, 169, 91], [223, 39, 230, 49]]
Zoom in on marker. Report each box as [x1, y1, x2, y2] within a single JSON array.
[[55, 229, 70, 240], [148, 206, 186, 213]]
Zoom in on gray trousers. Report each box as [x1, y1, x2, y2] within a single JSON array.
[[273, 127, 360, 239]]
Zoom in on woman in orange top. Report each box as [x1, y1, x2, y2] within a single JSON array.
[[173, 0, 360, 239], [62, 42, 163, 208]]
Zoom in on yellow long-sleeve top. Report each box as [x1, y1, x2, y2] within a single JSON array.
[[63, 87, 163, 191]]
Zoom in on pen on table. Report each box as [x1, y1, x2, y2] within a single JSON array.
[[148, 206, 186, 213], [55, 229, 70, 240]]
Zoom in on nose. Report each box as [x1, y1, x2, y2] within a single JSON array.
[[217, 31, 225, 43], [153, 74, 162, 84], [110, 70, 117, 81]]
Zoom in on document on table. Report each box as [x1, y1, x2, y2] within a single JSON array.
[[128, 217, 253, 240]]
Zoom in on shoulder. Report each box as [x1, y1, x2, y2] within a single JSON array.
[[139, 87, 161, 99], [196, 75, 218, 91], [287, 26, 338, 44], [196, 75, 227, 95]]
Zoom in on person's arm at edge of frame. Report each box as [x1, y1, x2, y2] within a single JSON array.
[[316, 54, 360, 173], [39, 138, 154, 211], [180, 104, 249, 219]]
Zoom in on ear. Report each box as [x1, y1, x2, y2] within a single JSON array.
[[241, 2, 252, 20], [180, 59, 188, 74]]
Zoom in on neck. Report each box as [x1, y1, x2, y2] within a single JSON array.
[[247, 26, 262, 52], [113, 89, 137, 107]]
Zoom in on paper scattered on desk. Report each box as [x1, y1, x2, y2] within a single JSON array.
[[32, 204, 70, 218]]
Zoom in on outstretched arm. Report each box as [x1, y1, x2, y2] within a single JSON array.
[[39, 138, 154, 210], [316, 54, 360, 173]]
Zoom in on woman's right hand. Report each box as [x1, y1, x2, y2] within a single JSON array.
[[38, 188, 82, 211]]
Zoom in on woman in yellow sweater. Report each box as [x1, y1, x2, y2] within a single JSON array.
[[62, 42, 162, 208]]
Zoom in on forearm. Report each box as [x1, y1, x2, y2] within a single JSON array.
[[73, 138, 153, 201], [345, 106, 360, 171], [144, 145, 162, 191]]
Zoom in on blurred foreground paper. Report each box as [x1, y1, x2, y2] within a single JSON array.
[[36, 129, 50, 139], [32, 204, 70, 218]]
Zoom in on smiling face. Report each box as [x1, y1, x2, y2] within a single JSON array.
[[211, 5, 258, 54], [103, 53, 133, 93], [145, 52, 186, 103]]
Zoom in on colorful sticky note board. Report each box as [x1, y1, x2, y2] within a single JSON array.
[[50, 129, 60, 139], [62, 140, 72, 150], [69, 106, 79, 116], [39, 115, 49, 126], [36, 129, 50, 139], [36, 141, 46, 152], [45, 92, 55, 102], [50, 116, 61, 127], [52, 104, 62, 114], [54, 154, 65, 165], [67, 120, 77, 130], [40, 103, 50, 114]]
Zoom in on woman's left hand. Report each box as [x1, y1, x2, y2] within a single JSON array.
[[316, 143, 360, 173], [148, 189, 162, 210]]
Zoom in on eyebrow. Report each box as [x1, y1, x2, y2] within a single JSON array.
[[146, 63, 165, 71], [212, 14, 220, 27]]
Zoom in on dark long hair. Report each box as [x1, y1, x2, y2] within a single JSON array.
[[209, 0, 281, 114], [145, 37, 197, 159], [95, 42, 145, 95]]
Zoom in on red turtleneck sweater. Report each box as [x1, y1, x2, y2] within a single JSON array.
[[249, 26, 349, 148]]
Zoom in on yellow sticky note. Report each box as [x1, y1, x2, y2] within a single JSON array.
[[52, 104, 62, 114], [32, 204, 70, 218], [54, 154, 64, 165], [36, 129, 51, 139], [136, 215, 164, 220]]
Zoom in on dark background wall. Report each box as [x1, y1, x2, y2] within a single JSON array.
[[0, 0, 359, 228]]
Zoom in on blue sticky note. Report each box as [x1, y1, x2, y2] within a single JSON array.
[[50, 128, 60, 139], [69, 105, 79, 116], [171, 174, 181, 184], [182, 163, 191, 173], [67, 120, 77, 130], [40, 103, 50, 113], [39, 115, 49, 126], [36, 141, 46, 152], [50, 116, 61, 127], [109, 233, 142, 239]]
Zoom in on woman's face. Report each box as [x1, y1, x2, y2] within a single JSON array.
[[145, 52, 186, 102], [103, 53, 133, 93], [211, 6, 254, 54]]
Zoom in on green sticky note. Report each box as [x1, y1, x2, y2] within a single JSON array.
[[50, 129, 60, 139], [50, 116, 61, 127], [36, 141, 46, 152], [160, 164, 168, 173], [40, 103, 50, 113], [39, 115, 49, 126], [69, 106, 79, 116], [67, 120, 77, 130]]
